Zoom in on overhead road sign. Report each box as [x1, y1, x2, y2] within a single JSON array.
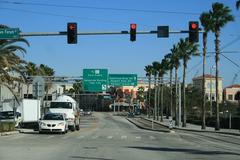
[[109, 74, 137, 86], [83, 69, 108, 92], [0, 28, 20, 39]]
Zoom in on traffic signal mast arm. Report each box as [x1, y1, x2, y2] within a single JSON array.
[[19, 30, 203, 37]]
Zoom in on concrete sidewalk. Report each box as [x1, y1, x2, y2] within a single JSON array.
[[143, 116, 240, 136]]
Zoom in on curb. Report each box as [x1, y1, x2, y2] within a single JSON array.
[[126, 118, 170, 133], [0, 130, 19, 136], [142, 117, 240, 136]]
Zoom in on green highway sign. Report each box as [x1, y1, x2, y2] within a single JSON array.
[[109, 74, 137, 86], [0, 28, 20, 39], [83, 69, 108, 92]]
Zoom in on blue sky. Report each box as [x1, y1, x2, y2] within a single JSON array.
[[1, 0, 240, 87]]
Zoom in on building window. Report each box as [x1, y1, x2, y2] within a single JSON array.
[[228, 94, 233, 101]]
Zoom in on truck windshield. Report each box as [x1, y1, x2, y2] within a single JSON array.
[[50, 102, 72, 109], [43, 114, 64, 120]]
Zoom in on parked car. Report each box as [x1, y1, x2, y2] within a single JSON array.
[[0, 111, 22, 127], [39, 113, 68, 134], [84, 109, 92, 116]]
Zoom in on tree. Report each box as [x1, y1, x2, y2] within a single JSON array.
[[0, 24, 29, 103], [144, 65, 153, 118], [164, 53, 174, 118], [178, 38, 199, 127], [152, 61, 159, 120], [73, 81, 82, 94], [209, 2, 234, 130], [171, 44, 181, 126], [237, 0, 240, 9], [200, 12, 212, 129], [25, 62, 38, 97], [39, 64, 55, 101]]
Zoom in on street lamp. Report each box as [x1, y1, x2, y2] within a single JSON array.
[[210, 65, 216, 116]]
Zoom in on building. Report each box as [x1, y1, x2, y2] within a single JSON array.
[[192, 74, 223, 102], [223, 84, 240, 103]]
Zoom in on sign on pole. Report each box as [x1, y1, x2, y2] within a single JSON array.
[[0, 28, 20, 39], [83, 69, 108, 92], [109, 74, 137, 86], [32, 76, 45, 98]]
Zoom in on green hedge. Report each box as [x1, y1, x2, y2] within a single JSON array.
[[0, 122, 15, 132]]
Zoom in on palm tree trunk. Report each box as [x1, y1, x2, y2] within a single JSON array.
[[154, 76, 157, 120], [215, 30, 220, 131], [160, 76, 164, 122], [157, 77, 160, 121], [202, 32, 207, 130], [175, 67, 179, 126], [170, 69, 173, 117], [147, 76, 151, 118], [182, 61, 187, 127], [26, 83, 29, 98]]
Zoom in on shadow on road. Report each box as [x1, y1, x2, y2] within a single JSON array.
[[126, 146, 240, 156], [70, 156, 114, 160]]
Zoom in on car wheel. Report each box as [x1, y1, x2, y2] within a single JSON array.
[[76, 125, 80, 131], [70, 126, 75, 132]]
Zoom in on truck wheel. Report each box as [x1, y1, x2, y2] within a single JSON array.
[[70, 126, 75, 132]]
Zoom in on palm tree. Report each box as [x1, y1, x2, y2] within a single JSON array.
[[152, 61, 159, 120], [237, 0, 240, 9], [171, 44, 181, 126], [164, 53, 174, 118], [200, 12, 212, 129], [39, 64, 55, 101], [25, 62, 38, 97], [209, 2, 234, 130], [178, 38, 199, 127], [144, 65, 153, 118], [0, 25, 29, 103]]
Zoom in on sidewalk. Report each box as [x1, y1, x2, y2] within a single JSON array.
[[143, 116, 240, 136]]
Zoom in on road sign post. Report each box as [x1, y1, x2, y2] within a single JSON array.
[[0, 28, 20, 39]]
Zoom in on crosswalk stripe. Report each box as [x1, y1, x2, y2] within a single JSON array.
[[107, 136, 113, 139], [136, 136, 141, 139], [121, 135, 127, 139], [77, 135, 85, 139], [92, 136, 98, 139], [149, 136, 156, 140], [46, 135, 55, 139]]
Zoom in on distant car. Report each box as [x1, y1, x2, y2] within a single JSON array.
[[84, 110, 92, 116], [0, 111, 22, 127], [79, 109, 84, 116], [39, 113, 68, 134]]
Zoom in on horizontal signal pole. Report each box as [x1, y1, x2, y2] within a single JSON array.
[[19, 30, 204, 37]]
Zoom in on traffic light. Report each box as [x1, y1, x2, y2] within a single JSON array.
[[130, 23, 137, 42], [189, 21, 199, 43], [67, 23, 77, 44], [157, 26, 169, 38]]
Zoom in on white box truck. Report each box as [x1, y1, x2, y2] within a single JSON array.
[[49, 95, 80, 131], [20, 99, 41, 129]]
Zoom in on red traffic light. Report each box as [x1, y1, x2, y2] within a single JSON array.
[[130, 23, 137, 30], [191, 23, 198, 30], [68, 24, 76, 30]]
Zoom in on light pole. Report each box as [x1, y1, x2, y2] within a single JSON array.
[[210, 65, 216, 116]]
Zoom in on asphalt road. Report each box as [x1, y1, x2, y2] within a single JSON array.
[[0, 112, 240, 160]]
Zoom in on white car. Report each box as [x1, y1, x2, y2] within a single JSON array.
[[39, 113, 68, 134]]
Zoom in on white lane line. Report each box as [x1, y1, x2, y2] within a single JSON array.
[[149, 136, 156, 140], [92, 136, 98, 139], [121, 135, 127, 139], [77, 135, 85, 139], [45, 135, 55, 139], [107, 136, 113, 139], [136, 136, 141, 139]]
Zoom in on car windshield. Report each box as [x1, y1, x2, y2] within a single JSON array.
[[50, 102, 72, 109], [43, 114, 64, 120]]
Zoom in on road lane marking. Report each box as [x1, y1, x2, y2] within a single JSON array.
[[92, 136, 98, 139], [107, 136, 113, 139], [149, 136, 156, 140], [77, 135, 85, 139], [45, 135, 55, 139], [61, 135, 71, 139], [121, 135, 127, 139], [136, 136, 141, 139]]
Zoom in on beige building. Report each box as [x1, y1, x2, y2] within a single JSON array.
[[223, 84, 240, 102], [192, 74, 223, 102]]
